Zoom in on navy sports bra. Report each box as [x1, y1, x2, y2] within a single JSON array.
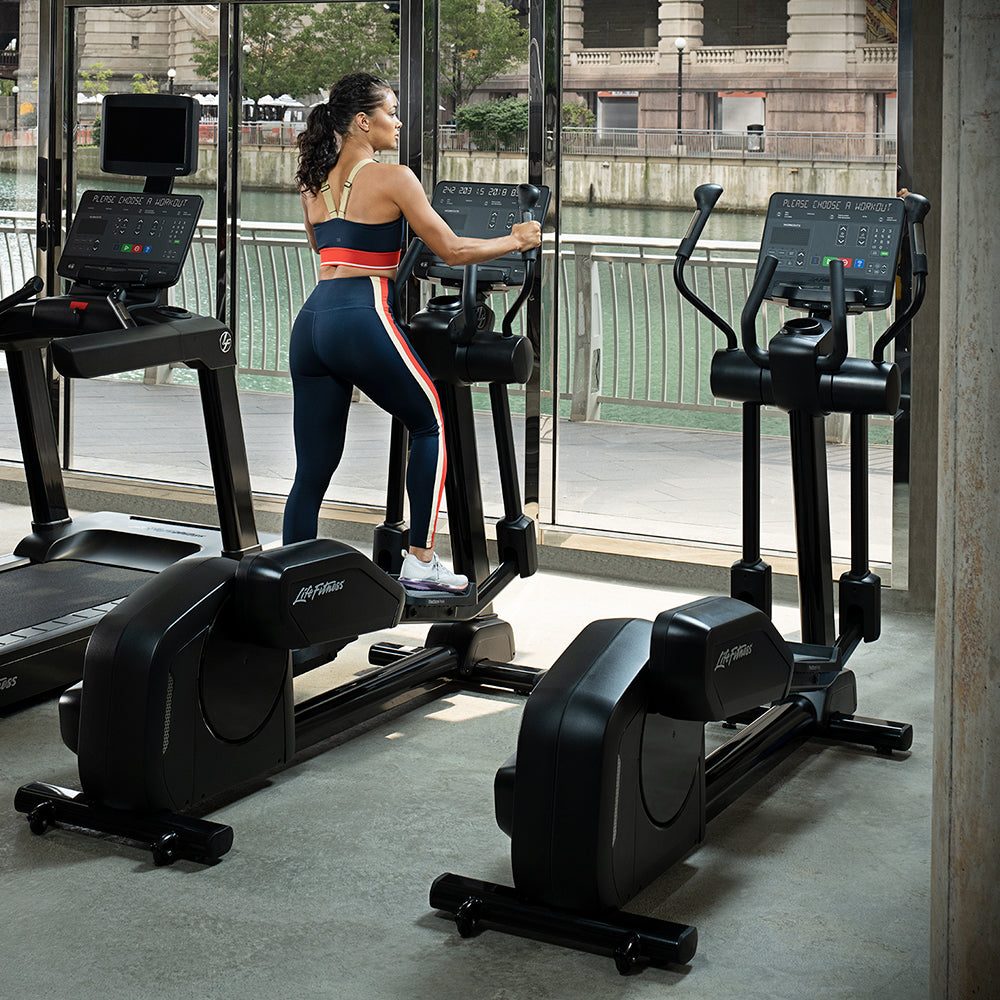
[[313, 158, 404, 270]]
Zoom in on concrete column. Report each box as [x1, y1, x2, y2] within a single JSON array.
[[786, 0, 866, 74], [657, 0, 703, 55], [931, 0, 1000, 996], [905, 2, 943, 609], [17, 0, 40, 92], [563, 0, 584, 54]]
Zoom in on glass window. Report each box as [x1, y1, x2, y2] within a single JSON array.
[[0, 4, 38, 468]]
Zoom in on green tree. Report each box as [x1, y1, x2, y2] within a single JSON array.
[[455, 97, 598, 147], [190, 3, 398, 103], [454, 96, 527, 148], [440, 0, 527, 109], [79, 62, 112, 96], [562, 101, 595, 129], [192, 4, 307, 100], [300, 3, 399, 92], [131, 74, 160, 95]]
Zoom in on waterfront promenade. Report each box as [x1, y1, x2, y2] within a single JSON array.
[[0, 372, 895, 568]]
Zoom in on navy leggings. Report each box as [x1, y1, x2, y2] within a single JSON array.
[[282, 276, 446, 548]]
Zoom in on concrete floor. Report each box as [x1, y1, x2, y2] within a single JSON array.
[[0, 501, 934, 999]]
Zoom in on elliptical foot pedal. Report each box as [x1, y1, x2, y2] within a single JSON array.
[[14, 781, 234, 866], [429, 872, 698, 973], [400, 581, 478, 611]]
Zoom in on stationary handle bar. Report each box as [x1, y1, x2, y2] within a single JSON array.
[[817, 259, 849, 373], [872, 191, 932, 364], [740, 255, 777, 368], [673, 184, 737, 349], [740, 254, 851, 374], [395, 236, 424, 290]]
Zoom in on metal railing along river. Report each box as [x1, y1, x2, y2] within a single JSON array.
[[0, 212, 895, 436]]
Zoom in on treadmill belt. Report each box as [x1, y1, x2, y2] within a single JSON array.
[[0, 560, 153, 638]]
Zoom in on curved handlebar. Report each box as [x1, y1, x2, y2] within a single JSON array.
[[673, 184, 737, 349], [500, 183, 543, 338], [873, 191, 932, 364], [677, 184, 723, 261], [516, 183, 541, 263], [903, 192, 931, 271], [0, 276, 44, 315]]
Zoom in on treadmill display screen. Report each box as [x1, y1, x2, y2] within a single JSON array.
[[58, 190, 204, 289]]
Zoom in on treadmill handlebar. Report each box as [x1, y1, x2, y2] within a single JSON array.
[[0, 276, 44, 314], [51, 314, 237, 379]]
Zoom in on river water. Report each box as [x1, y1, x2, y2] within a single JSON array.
[[0, 170, 766, 242]]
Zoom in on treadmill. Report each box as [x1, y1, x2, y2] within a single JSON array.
[[0, 94, 259, 712]]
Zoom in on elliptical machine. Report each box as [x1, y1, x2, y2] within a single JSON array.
[[14, 183, 550, 866], [375, 182, 549, 623], [430, 185, 931, 973]]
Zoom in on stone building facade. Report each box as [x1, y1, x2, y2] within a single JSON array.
[[502, 0, 899, 135], [12, 1, 897, 136]]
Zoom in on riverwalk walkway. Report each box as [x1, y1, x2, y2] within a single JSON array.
[[0, 372, 895, 566]]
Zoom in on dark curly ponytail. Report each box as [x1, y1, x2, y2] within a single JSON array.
[[295, 72, 391, 193]]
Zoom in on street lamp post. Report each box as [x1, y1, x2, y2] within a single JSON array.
[[674, 36, 686, 146], [12, 85, 17, 134], [167, 68, 175, 94]]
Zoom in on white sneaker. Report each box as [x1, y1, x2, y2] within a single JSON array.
[[398, 550, 470, 593]]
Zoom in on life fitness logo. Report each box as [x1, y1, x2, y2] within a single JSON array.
[[219, 329, 233, 353], [293, 579, 345, 605], [0, 674, 16, 692], [715, 642, 753, 671]]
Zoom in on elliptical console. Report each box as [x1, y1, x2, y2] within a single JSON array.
[[757, 192, 905, 311]]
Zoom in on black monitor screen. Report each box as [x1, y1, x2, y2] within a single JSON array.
[[100, 95, 199, 177]]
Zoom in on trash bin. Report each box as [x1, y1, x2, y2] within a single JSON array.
[[746, 123, 764, 152]]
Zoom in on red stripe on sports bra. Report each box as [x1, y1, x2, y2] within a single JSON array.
[[319, 247, 402, 269]]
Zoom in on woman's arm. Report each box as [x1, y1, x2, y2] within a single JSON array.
[[300, 192, 319, 254], [387, 166, 541, 266]]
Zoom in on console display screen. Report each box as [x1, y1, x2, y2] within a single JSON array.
[[102, 107, 190, 172], [758, 193, 906, 312], [99, 95, 199, 178], [58, 190, 204, 289], [413, 182, 551, 291]]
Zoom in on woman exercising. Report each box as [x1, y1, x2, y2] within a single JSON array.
[[283, 72, 542, 592]]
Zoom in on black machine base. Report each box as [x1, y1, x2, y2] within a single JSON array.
[[430, 873, 698, 974], [14, 781, 233, 866]]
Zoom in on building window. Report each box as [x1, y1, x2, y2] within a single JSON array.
[[703, 0, 787, 47], [597, 92, 638, 132], [583, 0, 655, 49], [716, 91, 765, 131]]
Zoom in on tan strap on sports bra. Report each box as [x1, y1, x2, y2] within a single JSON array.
[[319, 158, 375, 220]]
